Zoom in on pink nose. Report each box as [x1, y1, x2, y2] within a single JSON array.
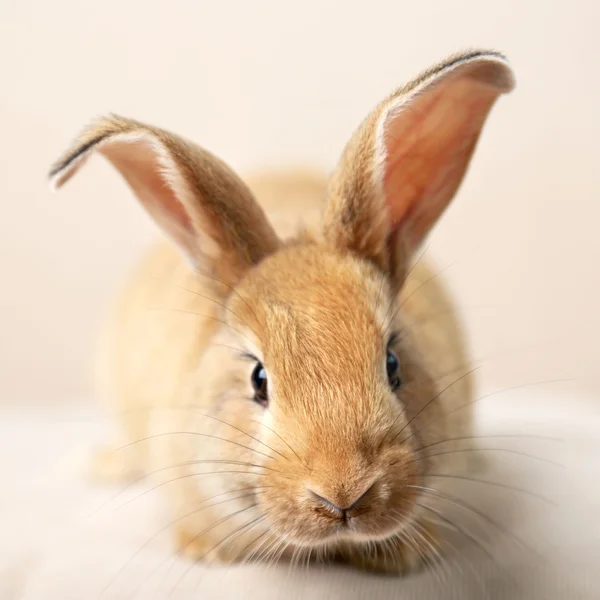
[[309, 483, 375, 519]]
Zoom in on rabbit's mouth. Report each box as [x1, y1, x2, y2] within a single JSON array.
[[259, 472, 422, 549]]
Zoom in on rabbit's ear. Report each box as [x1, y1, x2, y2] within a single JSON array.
[[324, 50, 515, 287], [50, 115, 280, 285]]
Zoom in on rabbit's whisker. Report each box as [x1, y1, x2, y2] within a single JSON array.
[[415, 433, 562, 453], [406, 484, 538, 557], [249, 419, 307, 470], [117, 431, 277, 462], [149, 276, 261, 337], [116, 471, 270, 513], [245, 522, 281, 566], [411, 332, 574, 384], [415, 501, 513, 583], [190, 514, 269, 596], [155, 508, 270, 600], [232, 511, 273, 564], [111, 406, 292, 463], [148, 307, 257, 347], [384, 367, 478, 448], [148, 276, 263, 340], [381, 243, 430, 336], [100, 492, 260, 598], [419, 513, 486, 593], [193, 268, 264, 330], [424, 474, 555, 504], [410, 447, 562, 467], [90, 458, 271, 516], [169, 504, 262, 599], [399, 377, 573, 447]]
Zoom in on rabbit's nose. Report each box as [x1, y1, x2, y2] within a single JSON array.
[[309, 482, 376, 520]]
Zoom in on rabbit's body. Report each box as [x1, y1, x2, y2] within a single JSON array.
[[52, 50, 514, 573]]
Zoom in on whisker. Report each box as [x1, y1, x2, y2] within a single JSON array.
[[149, 307, 256, 346], [381, 243, 431, 336], [263, 534, 287, 571], [244, 527, 276, 565], [303, 545, 313, 572], [156, 509, 269, 600], [404, 522, 448, 588], [381, 536, 394, 572], [424, 473, 557, 505], [411, 447, 563, 467], [374, 269, 388, 315], [245, 528, 277, 566], [115, 460, 275, 512], [249, 524, 285, 568], [193, 269, 264, 330], [268, 530, 293, 571], [388, 367, 479, 446], [410, 519, 449, 575], [116, 470, 270, 511], [167, 503, 260, 599], [191, 513, 268, 600], [290, 544, 305, 572], [249, 419, 307, 469], [99, 491, 259, 599], [117, 431, 277, 462], [278, 540, 295, 571], [189, 413, 291, 462], [148, 276, 261, 340], [234, 516, 272, 565], [106, 406, 292, 464], [89, 458, 271, 517], [411, 304, 493, 328], [414, 434, 562, 454], [406, 484, 539, 558], [415, 501, 511, 581], [400, 377, 574, 447], [398, 239, 486, 314], [211, 342, 249, 354], [419, 513, 484, 592], [217, 514, 268, 566], [392, 522, 422, 564], [400, 259, 457, 310], [204, 511, 273, 596], [414, 333, 575, 389]]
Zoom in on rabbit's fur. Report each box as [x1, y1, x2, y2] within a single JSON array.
[[51, 50, 514, 574]]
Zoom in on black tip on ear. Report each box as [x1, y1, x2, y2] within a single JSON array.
[[453, 49, 516, 92], [48, 114, 130, 188], [48, 133, 106, 185]]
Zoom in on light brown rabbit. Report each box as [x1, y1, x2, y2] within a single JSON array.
[[50, 50, 514, 574]]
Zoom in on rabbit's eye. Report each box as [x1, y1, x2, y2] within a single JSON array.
[[251, 362, 268, 406], [386, 350, 402, 390]]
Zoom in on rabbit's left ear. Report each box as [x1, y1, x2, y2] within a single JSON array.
[[49, 115, 280, 286], [324, 50, 515, 288]]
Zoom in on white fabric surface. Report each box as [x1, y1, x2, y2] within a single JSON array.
[[2, 388, 598, 600]]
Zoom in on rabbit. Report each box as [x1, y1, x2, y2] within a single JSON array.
[[49, 49, 514, 575]]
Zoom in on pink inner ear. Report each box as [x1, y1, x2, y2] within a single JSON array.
[[102, 140, 195, 248], [382, 78, 499, 248]]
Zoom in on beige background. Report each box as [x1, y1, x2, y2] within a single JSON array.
[[1, 2, 600, 599], [1, 0, 598, 407]]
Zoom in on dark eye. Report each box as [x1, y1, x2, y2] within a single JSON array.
[[386, 349, 402, 390], [251, 362, 268, 406]]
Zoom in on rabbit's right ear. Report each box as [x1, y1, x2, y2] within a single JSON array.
[[49, 115, 280, 286], [324, 51, 515, 290]]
